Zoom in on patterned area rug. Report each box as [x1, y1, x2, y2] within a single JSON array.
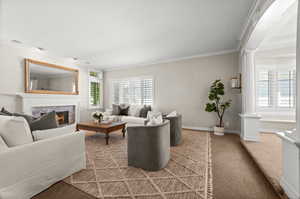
[[64, 130, 213, 199]]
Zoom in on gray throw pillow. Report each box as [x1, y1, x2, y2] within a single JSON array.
[[1, 107, 37, 124], [30, 111, 59, 131], [112, 104, 120, 115], [13, 113, 37, 124], [1, 108, 13, 116], [119, 106, 129, 116], [139, 105, 152, 118]]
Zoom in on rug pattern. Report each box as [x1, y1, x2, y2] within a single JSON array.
[[64, 130, 213, 199]]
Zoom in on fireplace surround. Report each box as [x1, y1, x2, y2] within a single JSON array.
[[16, 93, 80, 123]]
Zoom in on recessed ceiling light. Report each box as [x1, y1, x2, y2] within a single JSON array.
[[11, 40, 22, 44]]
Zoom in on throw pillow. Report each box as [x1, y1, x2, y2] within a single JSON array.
[[32, 124, 76, 141], [147, 111, 163, 126], [167, 111, 178, 117], [128, 105, 143, 117], [30, 111, 59, 131], [0, 107, 13, 116], [0, 136, 8, 151], [1, 108, 37, 124], [119, 106, 129, 116], [13, 113, 37, 124], [0, 115, 33, 147], [139, 105, 152, 118], [112, 104, 120, 115]]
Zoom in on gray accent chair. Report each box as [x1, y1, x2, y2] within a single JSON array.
[[165, 114, 182, 146], [127, 120, 170, 171]]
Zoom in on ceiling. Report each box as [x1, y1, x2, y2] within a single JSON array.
[[0, 0, 254, 69], [256, 1, 297, 59]]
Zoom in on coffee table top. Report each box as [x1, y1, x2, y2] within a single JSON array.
[[77, 121, 126, 129]]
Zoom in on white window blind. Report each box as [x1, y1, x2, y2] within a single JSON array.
[[256, 67, 295, 111], [89, 71, 103, 108], [112, 77, 153, 105]]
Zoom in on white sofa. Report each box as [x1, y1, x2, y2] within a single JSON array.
[[0, 116, 86, 199], [104, 108, 148, 125]]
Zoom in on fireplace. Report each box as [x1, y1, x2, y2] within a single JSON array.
[[32, 105, 76, 126]]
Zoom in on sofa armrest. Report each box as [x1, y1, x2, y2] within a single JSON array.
[[0, 131, 86, 199]]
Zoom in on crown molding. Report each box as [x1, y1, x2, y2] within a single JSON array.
[[103, 49, 238, 72]]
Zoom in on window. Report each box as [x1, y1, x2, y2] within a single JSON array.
[[89, 71, 103, 108], [256, 67, 295, 111], [111, 77, 154, 105]]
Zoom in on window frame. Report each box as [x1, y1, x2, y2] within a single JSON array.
[[88, 70, 104, 109], [109, 76, 155, 107]]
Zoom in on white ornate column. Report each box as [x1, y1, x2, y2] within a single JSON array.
[[240, 49, 261, 142]]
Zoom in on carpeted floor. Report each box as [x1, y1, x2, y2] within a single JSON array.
[[33, 131, 280, 199], [241, 133, 287, 199], [63, 130, 212, 199], [212, 133, 280, 199]]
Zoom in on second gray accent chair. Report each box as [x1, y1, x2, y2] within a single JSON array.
[[165, 114, 182, 146], [127, 120, 170, 171]]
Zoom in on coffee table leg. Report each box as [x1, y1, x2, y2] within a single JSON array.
[[122, 127, 126, 138], [105, 133, 109, 145]]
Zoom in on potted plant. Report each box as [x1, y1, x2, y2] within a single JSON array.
[[205, 80, 231, 136], [92, 111, 104, 123]]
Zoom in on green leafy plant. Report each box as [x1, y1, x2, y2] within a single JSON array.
[[205, 80, 231, 127]]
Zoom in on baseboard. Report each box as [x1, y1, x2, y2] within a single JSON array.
[[260, 128, 281, 134], [280, 177, 300, 199], [182, 126, 240, 134], [241, 135, 260, 142]]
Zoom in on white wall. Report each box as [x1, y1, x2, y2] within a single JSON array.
[[104, 52, 242, 132], [0, 41, 92, 122]]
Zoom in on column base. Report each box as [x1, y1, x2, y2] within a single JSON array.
[[240, 113, 261, 142], [278, 131, 300, 199]]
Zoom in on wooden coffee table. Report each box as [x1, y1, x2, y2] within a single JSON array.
[[76, 121, 127, 145]]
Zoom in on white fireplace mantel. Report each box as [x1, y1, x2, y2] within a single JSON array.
[[16, 93, 81, 122]]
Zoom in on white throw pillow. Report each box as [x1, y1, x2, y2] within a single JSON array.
[[0, 115, 33, 147], [167, 111, 178, 117], [0, 136, 8, 151], [32, 124, 76, 141], [147, 111, 163, 126], [129, 105, 143, 117]]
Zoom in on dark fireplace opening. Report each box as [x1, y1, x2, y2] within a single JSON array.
[[40, 111, 70, 126]]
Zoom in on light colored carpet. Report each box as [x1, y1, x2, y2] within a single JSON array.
[[64, 130, 213, 199], [241, 133, 287, 199]]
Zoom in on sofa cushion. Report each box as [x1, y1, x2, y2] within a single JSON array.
[[0, 115, 33, 147], [32, 124, 76, 141], [30, 111, 58, 131], [139, 105, 152, 118], [121, 116, 147, 125], [0, 136, 8, 151]]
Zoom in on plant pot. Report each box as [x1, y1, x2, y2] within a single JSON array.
[[213, 126, 224, 136]]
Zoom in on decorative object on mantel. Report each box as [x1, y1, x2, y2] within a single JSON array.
[[92, 111, 104, 123], [24, 59, 79, 95], [205, 80, 231, 136], [231, 73, 242, 92]]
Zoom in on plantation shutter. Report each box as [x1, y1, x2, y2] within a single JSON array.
[[89, 71, 103, 107], [112, 77, 153, 105], [256, 67, 295, 110]]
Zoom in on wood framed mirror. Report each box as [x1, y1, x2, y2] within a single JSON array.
[[25, 59, 79, 95]]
